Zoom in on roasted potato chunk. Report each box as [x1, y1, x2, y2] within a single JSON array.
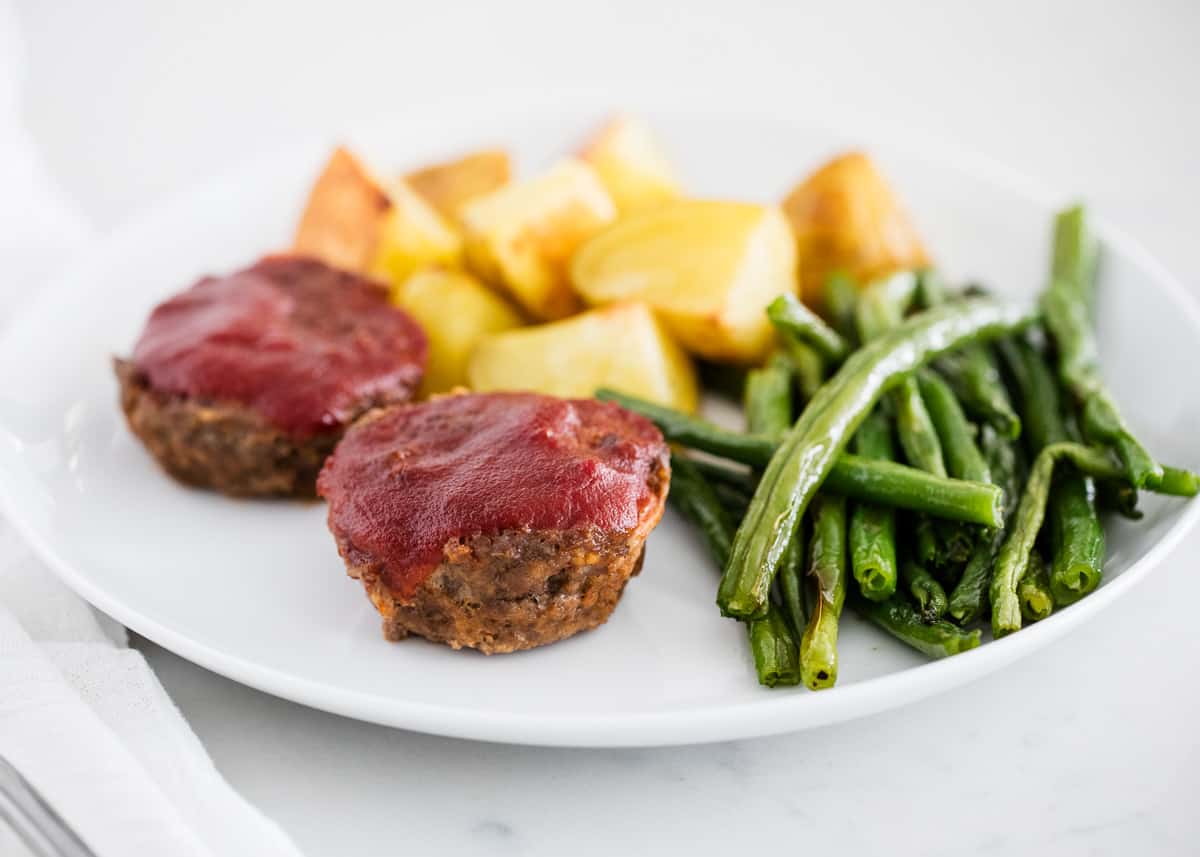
[[468, 301, 698, 413], [571, 200, 797, 364], [368, 181, 464, 285], [782, 151, 930, 308], [293, 146, 461, 282], [578, 116, 681, 214], [459, 159, 617, 321], [406, 149, 512, 223], [390, 268, 524, 397]]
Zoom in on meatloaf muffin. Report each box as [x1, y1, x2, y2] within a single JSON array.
[[317, 391, 670, 653], [116, 255, 426, 497]]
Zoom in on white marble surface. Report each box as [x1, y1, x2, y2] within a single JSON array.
[[13, 1, 1200, 854]]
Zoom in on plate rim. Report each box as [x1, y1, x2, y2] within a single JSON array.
[[3, 91, 1199, 747]]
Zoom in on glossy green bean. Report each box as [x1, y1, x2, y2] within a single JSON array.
[[856, 272, 947, 477], [717, 296, 1034, 619], [800, 494, 848, 689]]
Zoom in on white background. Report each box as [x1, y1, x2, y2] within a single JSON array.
[[13, 1, 1200, 854]]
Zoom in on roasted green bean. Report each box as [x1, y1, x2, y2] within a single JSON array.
[[768, 293, 851, 365], [718, 296, 1034, 619], [800, 494, 848, 689], [854, 595, 981, 658]]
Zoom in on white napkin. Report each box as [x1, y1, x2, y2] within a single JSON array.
[[0, 5, 303, 855]]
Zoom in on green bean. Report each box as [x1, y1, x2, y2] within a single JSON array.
[[744, 353, 794, 438], [997, 336, 1068, 450], [778, 524, 807, 639], [915, 518, 939, 565], [854, 595, 981, 658], [948, 426, 1020, 625], [717, 296, 1034, 619], [667, 455, 735, 568], [915, 268, 949, 310], [1146, 465, 1200, 497], [990, 442, 1125, 637], [892, 378, 948, 476], [823, 457, 1002, 526], [1001, 337, 1105, 615], [1017, 553, 1055, 622], [855, 271, 918, 339], [596, 390, 1006, 526], [800, 495, 848, 689], [594, 390, 777, 465], [823, 271, 860, 341], [749, 605, 802, 687], [1048, 475, 1105, 606], [1095, 480, 1142, 520], [768, 293, 851, 365], [713, 483, 751, 521], [917, 370, 990, 483], [689, 458, 758, 495], [1041, 205, 1161, 486], [849, 408, 898, 600], [856, 272, 948, 477], [781, 340, 826, 401], [900, 560, 949, 622], [916, 368, 990, 563], [667, 455, 799, 688], [935, 346, 1022, 439]]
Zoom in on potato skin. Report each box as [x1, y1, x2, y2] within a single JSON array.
[[782, 151, 930, 309]]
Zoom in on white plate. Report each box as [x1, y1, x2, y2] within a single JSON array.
[[2, 95, 1198, 748]]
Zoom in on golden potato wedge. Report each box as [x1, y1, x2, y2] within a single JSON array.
[[578, 116, 681, 214], [390, 268, 524, 397], [406, 149, 512, 223], [293, 146, 461, 282], [468, 301, 698, 413], [782, 151, 930, 308], [570, 200, 797, 364], [368, 181, 463, 285], [293, 146, 391, 272], [459, 159, 617, 321]]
